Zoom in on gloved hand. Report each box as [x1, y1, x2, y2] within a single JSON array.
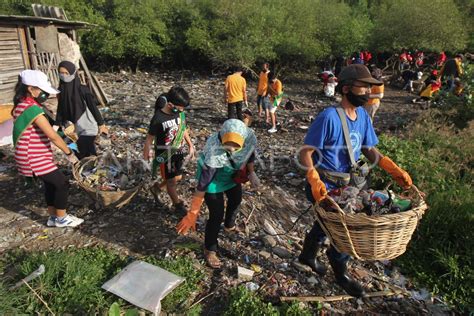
[[98, 125, 109, 135], [307, 168, 327, 202], [378, 156, 412, 189], [176, 195, 205, 235], [248, 171, 260, 188]]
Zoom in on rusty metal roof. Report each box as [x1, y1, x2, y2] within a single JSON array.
[[0, 15, 93, 29]]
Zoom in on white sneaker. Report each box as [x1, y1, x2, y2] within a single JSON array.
[[268, 127, 277, 133], [55, 214, 84, 228], [46, 216, 57, 227]]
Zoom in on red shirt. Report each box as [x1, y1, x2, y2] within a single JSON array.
[[13, 97, 57, 177]]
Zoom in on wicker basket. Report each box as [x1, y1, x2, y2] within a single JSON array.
[[72, 156, 144, 209], [314, 186, 428, 260]]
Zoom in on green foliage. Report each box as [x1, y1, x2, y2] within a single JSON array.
[[0, 247, 126, 314], [0, 248, 204, 314], [144, 255, 204, 313], [372, 0, 469, 51], [433, 63, 474, 129], [1, 0, 470, 69], [374, 111, 473, 311], [224, 286, 312, 316]]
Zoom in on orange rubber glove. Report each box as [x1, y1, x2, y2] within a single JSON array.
[[307, 168, 327, 202], [176, 195, 205, 235], [379, 156, 413, 189]]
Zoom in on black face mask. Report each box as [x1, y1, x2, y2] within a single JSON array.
[[35, 91, 49, 104], [346, 90, 369, 107]]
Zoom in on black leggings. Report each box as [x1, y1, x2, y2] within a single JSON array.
[[227, 101, 243, 121], [204, 184, 242, 251], [76, 135, 97, 159], [39, 169, 69, 210]]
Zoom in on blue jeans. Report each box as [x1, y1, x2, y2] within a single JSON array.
[[256, 95, 270, 111], [305, 182, 350, 264], [445, 75, 456, 92]]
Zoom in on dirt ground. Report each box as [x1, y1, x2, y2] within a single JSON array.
[[0, 71, 450, 314]]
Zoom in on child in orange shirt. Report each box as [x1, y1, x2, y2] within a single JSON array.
[[266, 72, 283, 133]]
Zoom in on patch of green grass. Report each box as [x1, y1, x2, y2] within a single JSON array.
[[0, 248, 204, 314], [374, 122, 473, 312], [224, 286, 313, 316], [145, 255, 205, 313]]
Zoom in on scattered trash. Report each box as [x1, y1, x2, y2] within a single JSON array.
[[237, 266, 254, 281], [410, 288, 432, 302], [10, 264, 45, 290], [250, 264, 262, 273], [307, 276, 318, 285], [329, 186, 413, 215], [78, 155, 146, 191], [102, 260, 184, 314], [245, 282, 260, 292]]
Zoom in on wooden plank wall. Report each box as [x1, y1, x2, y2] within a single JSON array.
[[35, 51, 60, 88], [0, 26, 26, 105]]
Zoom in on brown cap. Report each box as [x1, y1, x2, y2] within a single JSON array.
[[338, 64, 383, 85]]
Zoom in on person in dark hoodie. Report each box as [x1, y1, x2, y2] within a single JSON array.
[[56, 60, 108, 159]]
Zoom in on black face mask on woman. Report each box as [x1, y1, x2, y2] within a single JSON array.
[[346, 90, 369, 107], [35, 91, 49, 104]]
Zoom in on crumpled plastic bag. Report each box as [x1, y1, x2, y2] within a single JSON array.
[[102, 260, 184, 314]]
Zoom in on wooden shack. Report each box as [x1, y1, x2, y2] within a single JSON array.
[[0, 5, 107, 146]]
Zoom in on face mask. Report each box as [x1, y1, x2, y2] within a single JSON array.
[[59, 73, 75, 83], [223, 146, 242, 155], [172, 105, 184, 113], [346, 90, 369, 107], [35, 91, 49, 104]]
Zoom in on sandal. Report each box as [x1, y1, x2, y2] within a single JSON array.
[[204, 250, 221, 269], [149, 183, 164, 206], [223, 225, 237, 233]]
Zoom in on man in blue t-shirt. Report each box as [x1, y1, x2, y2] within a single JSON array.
[[298, 64, 413, 298]]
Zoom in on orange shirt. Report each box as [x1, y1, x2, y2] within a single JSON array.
[[225, 73, 246, 103], [269, 79, 283, 97], [366, 84, 384, 105], [257, 71, 269, 95]]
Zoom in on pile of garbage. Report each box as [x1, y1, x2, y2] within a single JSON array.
[[328, 186, 412, 215], [79, 158, 147, 191]]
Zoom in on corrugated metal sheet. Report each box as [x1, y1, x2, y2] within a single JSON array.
[[0, 26, 25, 105], [32, 4, 68, 21]]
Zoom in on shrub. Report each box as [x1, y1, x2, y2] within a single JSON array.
[[0, 248, 204, 314], [374, 118, 473, 311], [224, 286, 312, 316]]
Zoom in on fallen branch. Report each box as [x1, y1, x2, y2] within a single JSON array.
[[22, 280, 56, 315], [280, 289, 405, 302], [244, 204, 256, 224], [188, 286, 220, 310], [256, 271, 278, 295], [359, 267, 410, 296]]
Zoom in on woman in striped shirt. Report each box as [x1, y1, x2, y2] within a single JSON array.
[[12, 70, 83, 227]]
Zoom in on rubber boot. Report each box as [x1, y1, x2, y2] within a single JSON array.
[[329, 256, 366, 298], [298, 239, 327, 276]]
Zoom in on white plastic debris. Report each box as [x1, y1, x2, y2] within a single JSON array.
[[237, 266, 254, 281], [10, 264, 45, 290], [102, 261, 184, 314]]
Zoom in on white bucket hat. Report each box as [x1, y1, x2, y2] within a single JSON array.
[[20, 70, 60, 95]]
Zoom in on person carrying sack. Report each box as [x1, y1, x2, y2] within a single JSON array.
[[298, 64, 413, 298], [143, 87, 195, 214], [176, 119, 260, 269]]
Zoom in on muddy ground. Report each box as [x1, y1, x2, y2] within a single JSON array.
[[0, 71, 449, 314]]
